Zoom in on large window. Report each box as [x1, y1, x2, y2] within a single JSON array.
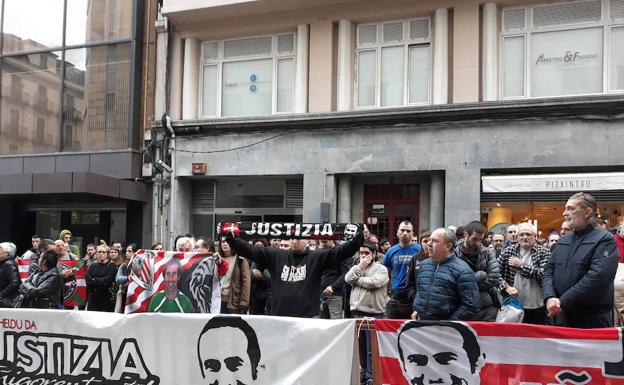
[[201, 34, 295, 117], [0, 0, 139, 155], [355, 19, 431, 108], [501, 0, 624, 98]]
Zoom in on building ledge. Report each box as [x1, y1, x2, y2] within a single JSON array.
[[162, 95, 624, 136]]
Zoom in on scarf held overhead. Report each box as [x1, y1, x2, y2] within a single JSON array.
[[217, 222, 363, 240]]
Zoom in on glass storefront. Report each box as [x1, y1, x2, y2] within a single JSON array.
[[481, 201, 624, 236], [0, 0, 141, 155]]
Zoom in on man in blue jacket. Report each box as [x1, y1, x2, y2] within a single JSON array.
[[543, 192, 618, 328], [412, 228, 480, 321]]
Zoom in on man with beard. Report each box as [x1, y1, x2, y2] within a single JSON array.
[[398, 321, 483, 385], [543, 192, 618, 328], [148, 258, 194, 312], [455, 221, 501, 322], [197, 316, 261, 385]]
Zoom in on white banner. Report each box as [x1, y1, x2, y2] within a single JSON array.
[[482, 172, 624, 193], [0, 309, 355, 385]]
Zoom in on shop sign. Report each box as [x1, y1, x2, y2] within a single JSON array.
[[482, 172, 624, 193]]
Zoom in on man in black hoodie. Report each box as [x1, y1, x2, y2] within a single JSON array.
[[225, 225, 364, 318]]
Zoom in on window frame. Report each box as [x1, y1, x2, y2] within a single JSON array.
[[500, 0, 624, 100], [354, 18, 433, 109], [199, 32, 297, 118]]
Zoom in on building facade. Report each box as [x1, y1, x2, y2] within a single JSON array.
[[156, 0, 624, 244], [0, 0, 156, 253]]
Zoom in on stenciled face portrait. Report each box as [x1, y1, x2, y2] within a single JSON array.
[[399, 324, 482, 385], [164, 262, 181, 295], [198, 318, 261, 385]]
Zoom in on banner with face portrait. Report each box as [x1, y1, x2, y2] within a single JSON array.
[[217, 221, 363, 241], [125, 250, 221, 314], [376, 319, 624, 385], [0, 309, 355, 385]]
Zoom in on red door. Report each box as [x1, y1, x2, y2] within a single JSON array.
[[364, 184, 420, 244]]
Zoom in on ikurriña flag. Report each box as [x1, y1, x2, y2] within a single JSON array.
[[124, 250, 221, 314], [375, 319, 624, 385], [16, 258, 87, 308]]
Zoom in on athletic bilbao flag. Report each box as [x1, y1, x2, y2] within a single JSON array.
[[376, 320, 624, 385], [125, 250, 221, 314], [16, 258, 87, 307], [217, 221, 363, 240]]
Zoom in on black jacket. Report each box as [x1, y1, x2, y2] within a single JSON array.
[[228, 231, 363, 317], [86, 262, 117, 312], [455, 241, 501, 310], [19, 268, 62, 309], [543, 226, 618, 328], [0, 257, 21, 307], [320, 257, 352, 296]]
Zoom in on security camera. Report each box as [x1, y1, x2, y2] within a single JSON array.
[[155, 159, 173, 173]]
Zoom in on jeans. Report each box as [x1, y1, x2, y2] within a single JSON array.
[[320, 295, 343, 319]]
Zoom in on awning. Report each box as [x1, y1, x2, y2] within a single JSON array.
[[482, 172, 624, 193]]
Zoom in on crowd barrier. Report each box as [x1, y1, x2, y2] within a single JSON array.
[[1, 310, 623, 385]]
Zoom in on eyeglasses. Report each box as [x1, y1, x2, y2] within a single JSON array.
[[518, 232, 535, 237], [97, 250, 108, 253]]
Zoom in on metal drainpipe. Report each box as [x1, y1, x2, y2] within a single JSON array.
[[162, 114, 176, 250]]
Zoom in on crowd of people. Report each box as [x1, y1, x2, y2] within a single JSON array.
[[0, 192, 623, 385]]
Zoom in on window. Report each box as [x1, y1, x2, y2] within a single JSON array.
[[200, 33, 296, 117], [501, 0, 624, 98], [0, 0, 139, 155], [356, 19, 431, 108]]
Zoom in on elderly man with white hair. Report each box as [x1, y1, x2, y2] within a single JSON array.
[[498, 222, 552, 325], [0, 242, 21, 307]]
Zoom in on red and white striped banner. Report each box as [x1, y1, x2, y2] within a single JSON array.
[[376, 319, 624, 385]]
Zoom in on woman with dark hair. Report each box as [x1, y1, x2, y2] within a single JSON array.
[[217, 237, 250, 314], [86, 244, 117, 312], [18, 251, 62, 309]]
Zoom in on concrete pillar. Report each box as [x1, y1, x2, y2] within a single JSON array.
[[453, 2, 480, 103], [182, 38, 199, 119], [337, 176, 352, 222], [337, 20, 353, 111], [482, 3, 498, 101], [429, 172, 444, 230], [169, 36, 183, 119], [444, 168, 480, 227], [433, 9, 449, 105], [303, 173, 327, 222], [154, 17, 168, 119], [308, 20, 334, 112], [294, 24, 309, 113]]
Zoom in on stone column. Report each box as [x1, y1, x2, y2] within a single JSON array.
[[182, 38, 199, 119], [433, 8, 449, 105], [337, 20, 353, 111], [482, 3, 498, 101], [337, 176, 352, 222], [294, 24, 309, 113], [429, 172, 445, 230]]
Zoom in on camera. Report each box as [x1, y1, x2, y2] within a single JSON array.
[[154, 159, 173, 174]]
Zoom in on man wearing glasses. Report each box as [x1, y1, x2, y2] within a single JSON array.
[[498, 222, 551, 324]]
